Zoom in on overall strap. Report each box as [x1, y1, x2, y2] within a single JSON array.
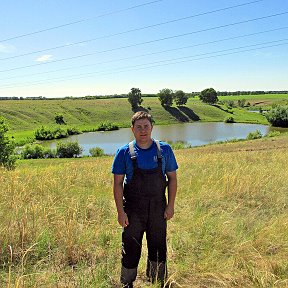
[[155, 140, 162, 160], [129, 140, 162, 167], [128, 141, 137, 168]]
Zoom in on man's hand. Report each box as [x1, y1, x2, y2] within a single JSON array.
[[164, 205, 174, 220], [118, 211, 129, 227]]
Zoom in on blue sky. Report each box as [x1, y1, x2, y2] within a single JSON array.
[[0, 0, 287, 97]]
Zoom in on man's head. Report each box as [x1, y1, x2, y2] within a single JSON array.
[[131, 111, 153, 127], [131, 111, 154, 147]]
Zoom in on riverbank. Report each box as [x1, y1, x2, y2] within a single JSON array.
[[1, 96, 273, 145], [1, 133, 287, 287]]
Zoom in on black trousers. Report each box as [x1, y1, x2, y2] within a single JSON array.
[[122, 199, 167, 269]]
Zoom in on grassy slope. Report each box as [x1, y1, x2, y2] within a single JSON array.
[[0, 134, 287, 287], [218, 94, 288, 107], [0, 95, 276, 142]]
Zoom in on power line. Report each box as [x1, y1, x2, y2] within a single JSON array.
[[0, 0, 265, 61], [1, 26, 287, 82], [0, 0, 166, 43], [2, 39, 287, 89], [1, 11, 287, 74]]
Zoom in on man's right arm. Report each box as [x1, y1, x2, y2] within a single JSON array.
[[113, 174, 129, 227]]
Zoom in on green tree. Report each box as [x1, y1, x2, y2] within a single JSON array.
[[158, 88, 174, 107], [199, 88, 218, 104], [128, 88, 143, 109], [174, 90, 188, 106], [265, 106, 288, 127], [0, 117, 17, 170]]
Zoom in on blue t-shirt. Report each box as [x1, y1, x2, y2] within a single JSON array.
[[112, 139, 178, 183]]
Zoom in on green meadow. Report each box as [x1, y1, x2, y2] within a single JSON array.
[[1, 94, 284, 144], [0, 134, 288, 287]]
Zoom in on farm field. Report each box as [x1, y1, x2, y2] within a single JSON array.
[[0, 134, 287, 287], [218, 93, 288, 107]]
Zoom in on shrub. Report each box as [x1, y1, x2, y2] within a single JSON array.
[[97, 122, 119, 131], [246, 130, 263, 140], [67, 126, 81, 135], [35, 126, 81, 140], [56, 141, 83, 158], [0, 117, 17, 170], [224, 116, 235, 123], [89, 147, 104, 157], [21, 144, 55, 159], [237, 99, 246, 108], [265, 106, 288, 127], [35, 126, 68, 140], [55, 114, 65, 125], [225, 100, 236, 108]]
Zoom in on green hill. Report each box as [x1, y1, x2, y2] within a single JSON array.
[[0, 96, 270, 144]]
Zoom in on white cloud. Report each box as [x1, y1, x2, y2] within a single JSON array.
[[36, 55, 53, 62], [0, 43, 16, 53]]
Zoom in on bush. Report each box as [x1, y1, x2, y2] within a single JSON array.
[[55, 114, 65, 125], [97, 122, 119, 131], [246, 130, 263, 140], [35, 126, 81, 140], [67, 126, 81, 135], [56, 141, 83, 158], [35, 126, 68, 140], [21, 144, 55, 159], [265, 106, 288, 127], [224, 116, 235, 123], [225, 100, 236, 108], [89, 147, 104, 157], [237, 99, 246, 108], [0, 117, 17, 170]]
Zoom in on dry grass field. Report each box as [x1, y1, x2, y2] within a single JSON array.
[[0, 135, 288, 287]]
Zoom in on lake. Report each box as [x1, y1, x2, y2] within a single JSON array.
[[43, 122, 281, 156]]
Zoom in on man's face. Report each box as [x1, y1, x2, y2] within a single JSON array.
[[131, 118, 153, 144]]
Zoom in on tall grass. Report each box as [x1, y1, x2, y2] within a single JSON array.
[[0, 135, 287, 287]]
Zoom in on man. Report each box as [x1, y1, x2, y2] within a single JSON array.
[[112, 111, 178, 287]]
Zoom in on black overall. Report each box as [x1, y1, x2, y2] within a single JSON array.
[[121, 141, 167, 285]]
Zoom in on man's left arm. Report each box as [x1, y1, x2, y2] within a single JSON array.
[[164, 171, 177, 220]]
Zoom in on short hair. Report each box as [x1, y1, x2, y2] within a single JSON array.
[[131, 111, 154, 126]]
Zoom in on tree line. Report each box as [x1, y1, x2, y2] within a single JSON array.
[[1, 90, 287, 101]]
